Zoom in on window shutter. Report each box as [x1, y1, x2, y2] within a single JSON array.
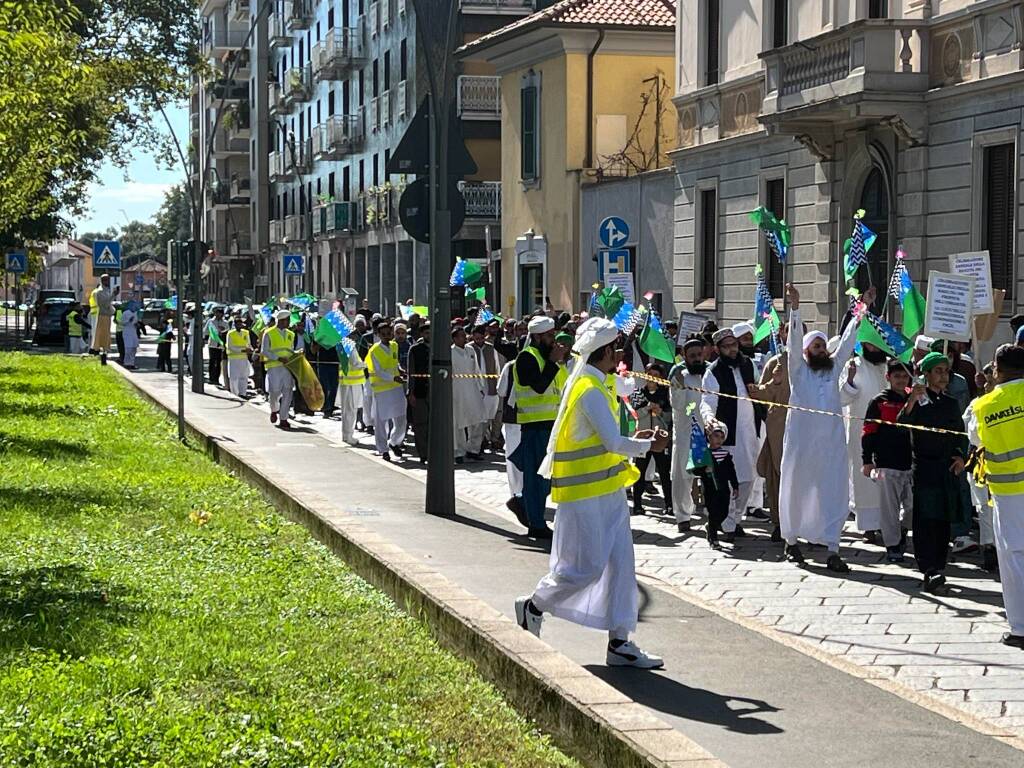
[[766, 178, 785, 299], [701, 189, 718, 300], [985, 143, 1015, 299], [706, 0, 720, 86], [521, 86, 537, 180]]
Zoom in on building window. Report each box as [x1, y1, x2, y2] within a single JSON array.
[[358, 70, 364, 105], [772, 0, 788, 48], [372, 152, 379, 187], [384, 149, 390, 181], [521, 71, 540, 182], [400, 39, 407, 81], [328, 89, 335, 116], [699, 188, 718, 301], [868, 0, 887, 19], [359, 159, 364, 192], [705, 0, 720, 86], [327, 6, 334, 28], [984, 143, 1016, 300], [765, 177, 785, 299], [384, 50, 391, 91], [372, 58, 379, 97], [343, 166, 350, 201]]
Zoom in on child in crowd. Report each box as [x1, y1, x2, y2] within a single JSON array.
[[696, 420, 739, 549]]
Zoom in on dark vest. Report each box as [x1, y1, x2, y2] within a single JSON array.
[[709, 355, 764, 446]]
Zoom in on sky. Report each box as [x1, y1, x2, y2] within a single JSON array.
[[73, 105, 189, 236]]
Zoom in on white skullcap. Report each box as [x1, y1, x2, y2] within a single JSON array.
[[572, 317, 619, 357], [732, 322, 754, 338], [707, 419, 729, 441], [802, 330, 827, 352], [527, 315, 554, 334], [914, 334, 935, 351], [275, 309, 291, 320]]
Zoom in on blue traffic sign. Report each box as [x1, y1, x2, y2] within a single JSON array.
[[599, 248, 631, 279], [5, 251, 27, 274], [599, 216, 629, 249], [134, 273, 145, 287], [92, 240, 121, 271], [283, 254, 305, 275]]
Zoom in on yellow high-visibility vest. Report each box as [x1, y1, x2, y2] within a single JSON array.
[[226, 329, 250, 360], [339, 353, 365, 387], [263, 327, 295, 369], [513, 345, 566, 424], [975, 379, 1024, 496], [67, 314, 83, 338], [114, 308, 124, 329], [367, 340, 400, 393], [550, 370, 640, 503]]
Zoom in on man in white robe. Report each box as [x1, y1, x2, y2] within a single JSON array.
[[779, 284, 872, 571], [668, 337, 707, 532], [468, 324, 502, 455], [700, 328, 761, 541], [367, 321, 407, 460], [451, 325, 487, 461], [497, 359, 524, 508], [514, 318, 666, 668], [839, 341, 888, 537], [121, 303, 140, 369], [338, 342, 366, 446]]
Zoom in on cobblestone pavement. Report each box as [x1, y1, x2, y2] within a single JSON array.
[[240, 393, 1024, 737]]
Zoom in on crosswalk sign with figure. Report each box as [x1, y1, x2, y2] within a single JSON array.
[[93, 240, 121, 271], [283, 254, 305, 275], [5, 252, 27, 273]]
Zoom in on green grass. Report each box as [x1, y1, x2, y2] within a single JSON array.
[[0, 352, 577, 767]]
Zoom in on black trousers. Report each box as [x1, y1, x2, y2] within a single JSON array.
[[410, 397, 429, 460], [913, 515, 951, 576], [705, 485, 730, 534], [157, 343, 173, 372], [633, 448, 672, 511], [116, 331, 125, 362], [208, 347, 223, 384]]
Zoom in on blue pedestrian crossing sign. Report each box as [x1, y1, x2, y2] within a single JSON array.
[[92, 240, 121, 271], [599, 216, 629, 249], [283, 254, 305, 275], [5, 251, 27, 274]]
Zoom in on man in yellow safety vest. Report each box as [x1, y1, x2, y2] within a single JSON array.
[[968, 344, 1024, 649], [366, 320, 406, 461], [261, 309, 296, 429], [507, 315, 567, 538], [225, 315, 253, 398], [514, 317, 668, 668]]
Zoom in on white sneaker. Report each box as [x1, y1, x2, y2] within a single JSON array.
[[606, 640, 664, 669], [514, 596, 543, 637], [952, 536, 979, 554]]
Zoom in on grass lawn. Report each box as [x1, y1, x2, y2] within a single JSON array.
[[0, 352, 576, 767]]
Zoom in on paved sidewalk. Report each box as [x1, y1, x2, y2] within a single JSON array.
[[112, 345, 1024, 767]]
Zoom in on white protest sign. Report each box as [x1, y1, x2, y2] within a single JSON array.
[[677, 311, 706, 342], [606, 271, 635, 305], [924, 271, 975, 343], [948, 251, 994, 315]]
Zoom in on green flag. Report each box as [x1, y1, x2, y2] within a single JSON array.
[[289, 310, 301, 327], [857, 316, 895, 356], [208, 324, 224, 347], [466, 286, 486, 302], [901, 284, 926, 341], [596, 285, 625, 319], [638, 316, 676, 364], [752, 307, 780, 345]]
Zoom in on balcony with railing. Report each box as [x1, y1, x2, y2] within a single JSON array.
[[224, 102, 251, 142], [269, 219, 285, 246], [458, 181, 501, 220], [210, 78, 247, 104], [284, 213, 308, 243], [268, 80, 284, 115], [270, 13, 291, 47], [217, 48, 250, 77], [209, 178, 248, 208], [230, 173, 251, 201], [370, 96, 381, 132], [227, 232, 254, 255], [287, 0, 312, 30], [459, 0, 534, 13], [228, 0, 248, 22], [381, 90, 391, 128], [283, 65, 312, 106], [312, 28, 364, 82], [312, 115, 363, 160], [760, 19, 930, 135], [457, 75, 500, 119], [202, 23, 247, 55], [212, 127, 247, 158], [325, 201, 355, 234], [396, 79, 408, 120]]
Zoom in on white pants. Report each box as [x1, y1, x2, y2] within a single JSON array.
[[338, 384, 362, 444], [227, 357, 249, 397], [971, 475, 994, 546], [363, 381, 375, 425], [454, 424, 470, 458], [468, 422, 486, 454], [721, 480, 755, 534], [123, 345, 138, 367], [503, 423, 523, 496], [267, 366, 293, 422], [373, 387, 407, 454], [70, 337, 87, 354], [993, 494, 1024, 636]]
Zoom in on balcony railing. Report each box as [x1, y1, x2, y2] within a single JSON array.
[[228, 0, 249, 22], [212, 129, 247, 157], [287, 0, 312, 30], [283, 65, 312, 106], [458, 0, 534, 13], [370, 96, 380, 132], [396, 79, 408, 119], [269, 139, 312, 181], [284, 213, 308, 242], [210, 78, 247, 102], [325, 201, 354, 233], [228, 233, 253, 255], [224, 103, 251, 142], [270, 14, 291, 47], [458, 181, 501, 220], [268, 81, 284, 114], [381, 90, 391, 127], [761, 19, 930, 122], [269, 219, 284, 246], [204, 25, 247, 53], [230, 173, 251, 200], [312, 28, 363, 81], [312, 205, 326, 237], [457, 75, 500, 119], [312, 115, 363, 159]]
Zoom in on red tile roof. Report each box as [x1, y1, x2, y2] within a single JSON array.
[[458, 0, 675, 56]]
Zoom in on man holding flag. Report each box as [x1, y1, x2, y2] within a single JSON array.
[[669, 338, 709, 532], [206, 307, 229, 387], [262, 310, 297, 429]]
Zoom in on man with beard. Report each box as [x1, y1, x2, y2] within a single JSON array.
[[732, 322, 761, 377], [779, 284, 872, 571], [700, 327, 763, 542], [840, 340, 889, 542], [753, 319, 795, 542], [668, 337, 707, 532]]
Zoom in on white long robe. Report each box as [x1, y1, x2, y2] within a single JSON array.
[[669, 366, 704, 521], [779, 309, 861, 548], [451, 343, 487, 430], [839, 356, 887, 531], [532, 364, 652, 637]]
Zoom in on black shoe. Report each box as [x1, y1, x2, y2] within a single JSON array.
[[864, 530, 882, 546], [528, 526, 553, 540], [722, 530, 736, 543], [732, 525, 747, 538], [983, 545, 999, 573], [455, 457, 464, 465], [885, 546, 906, 564], [923, 573, 948, 595], [381, 452, 391, 463], [826, 553, 850, 573], [746, 507, 770, 521], [392, 444, 404, 458], [507, 497, 529, 528], [785, 544, 805, 563], [1001, 633, 1024, 649], [677, 520, 690, 533], [631, 505, 644, 516], [770, 525, 783, 543], [366, 426, 374, 435], [707, 532, 722, 550]]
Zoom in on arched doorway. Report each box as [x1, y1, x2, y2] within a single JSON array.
[[856, 166, 891, 312]]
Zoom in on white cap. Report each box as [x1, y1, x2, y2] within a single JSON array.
[[572, 317, 619, 357], [914, 334, 935, 351], [802, 330, 827, 352], [527, 315, 555, 334], [276, 309, 291, 320], [731, 322, 754, 339]]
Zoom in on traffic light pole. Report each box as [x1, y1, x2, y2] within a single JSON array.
[[175, 243, 186, 441]]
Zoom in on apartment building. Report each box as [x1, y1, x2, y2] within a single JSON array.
[[193, 0, 526, 308], [672, 0, 1023, 342]]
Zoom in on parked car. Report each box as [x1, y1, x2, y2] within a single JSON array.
[[32, 298, 76, 345], [140, 298, 169, 333]]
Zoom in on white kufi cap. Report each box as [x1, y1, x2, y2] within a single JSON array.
[[572, 317, 619, 357], [731, 322, 754, 338], [802, 330, 827, 352], [527, 315, 555, 334], [276, 309, 291, 320]]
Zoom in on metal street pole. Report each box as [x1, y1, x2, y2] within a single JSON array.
[[175, 242, 186, 441]]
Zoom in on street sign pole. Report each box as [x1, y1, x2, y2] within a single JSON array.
[[191, 238, 204, 393], [174, 241, 186, 442]]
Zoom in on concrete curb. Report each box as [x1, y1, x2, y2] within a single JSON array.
[[116, 368, 726, 768]]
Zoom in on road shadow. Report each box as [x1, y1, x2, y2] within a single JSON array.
[[585, 664, 784, 735], [0, 565, 137, 658]]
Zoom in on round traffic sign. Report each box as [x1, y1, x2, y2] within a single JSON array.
[[398, 178, 466, 244]]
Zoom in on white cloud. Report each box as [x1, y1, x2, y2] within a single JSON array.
[[89, 181, 174, 203]]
